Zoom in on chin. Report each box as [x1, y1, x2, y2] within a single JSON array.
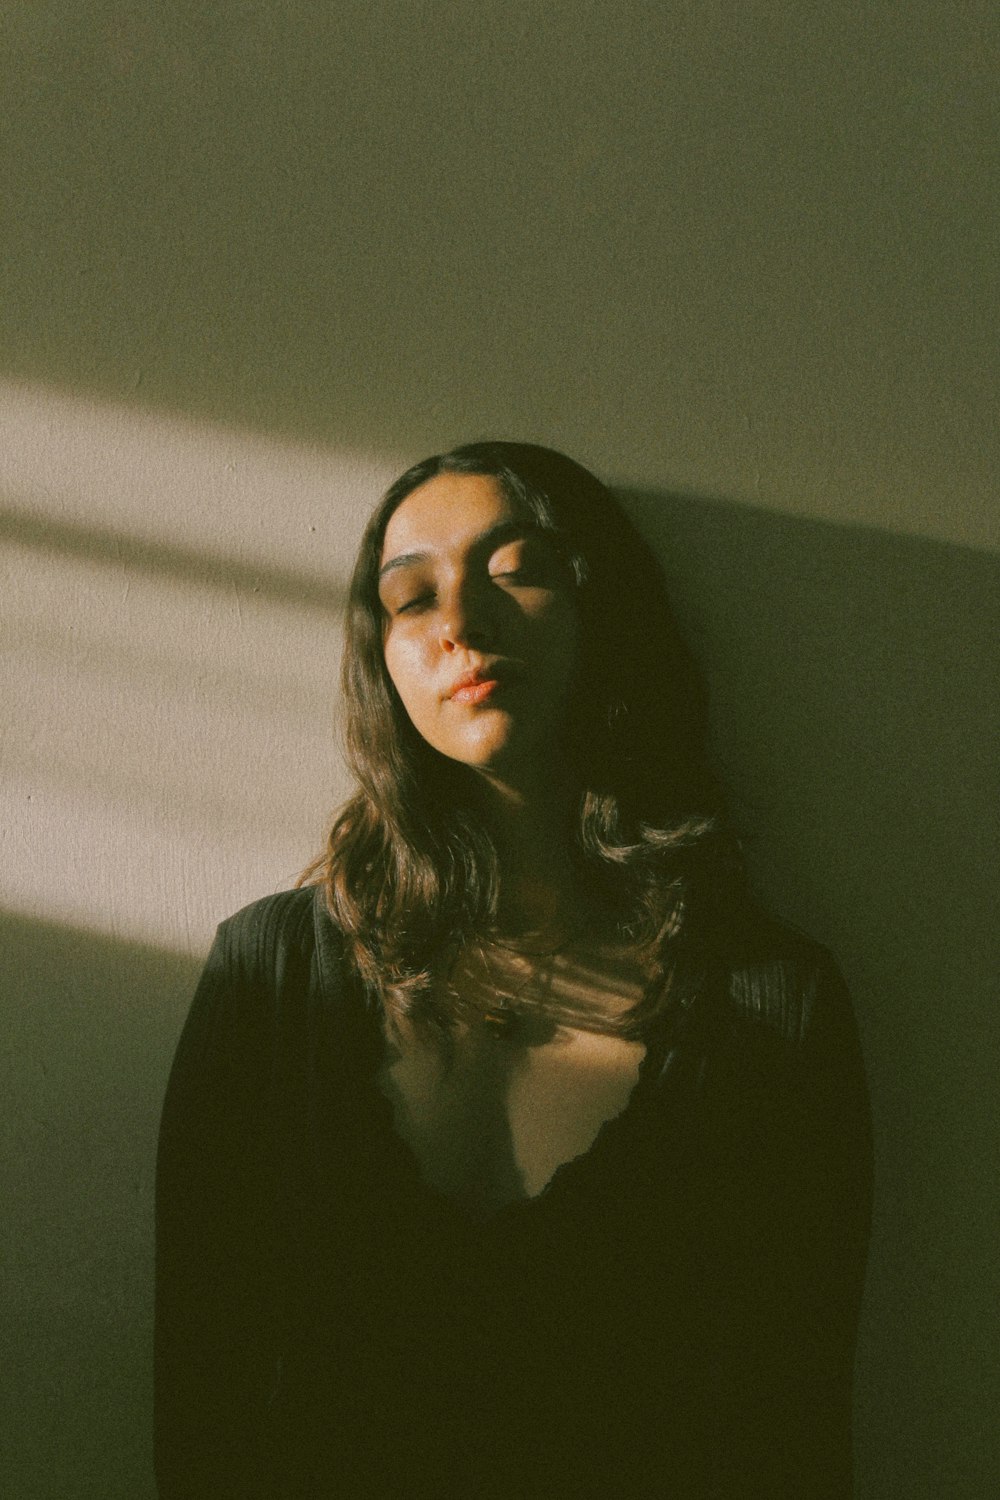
[[429, 715, 561, 781], [460, 742, 518, 773], [465, 733, 546, 782], [451, 722, 519, 768], [431, 735, 518, 776]]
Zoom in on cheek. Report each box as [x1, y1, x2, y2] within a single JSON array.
[[383, 636, 436, 723], [533, 604, 580, 683]]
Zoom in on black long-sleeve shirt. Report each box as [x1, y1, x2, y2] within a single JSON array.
[[155, 885, 872, 1498]]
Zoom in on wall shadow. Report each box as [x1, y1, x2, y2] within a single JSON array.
[[0, 505, 346, 615], [625, 488, 999, 1497], [2, 912, 202, 1500]]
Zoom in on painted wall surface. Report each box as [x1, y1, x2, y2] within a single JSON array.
[[2, 4, 997, 1496]]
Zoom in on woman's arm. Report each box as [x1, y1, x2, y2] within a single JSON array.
[[154, 919, 282, 1499], [706, 946, 874, 1498]]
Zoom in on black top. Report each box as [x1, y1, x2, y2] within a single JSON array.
[[155, 886, 872, 1499]]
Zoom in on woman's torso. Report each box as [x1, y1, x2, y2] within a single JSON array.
[[156, 887, 871, 1499], [270, 914, 749, 1498]]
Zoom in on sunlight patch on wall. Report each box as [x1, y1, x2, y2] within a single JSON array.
[[1, 381, 404, 955]]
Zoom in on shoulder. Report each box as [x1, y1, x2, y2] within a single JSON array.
[[704, 911, 872, 1185], [171, 887, 353, 1085], [211, 884, 356, 1031], [717, 907, 853, 1052], [218, 883, 317, 946], [214, 885, 322, 986]]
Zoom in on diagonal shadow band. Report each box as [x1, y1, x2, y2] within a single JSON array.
[[0, 504, 347, 614]]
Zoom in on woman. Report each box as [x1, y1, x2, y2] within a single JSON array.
[[155, 443, 872, 1498]]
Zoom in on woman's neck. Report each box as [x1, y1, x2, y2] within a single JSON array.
[[469, 768, 583, 939]]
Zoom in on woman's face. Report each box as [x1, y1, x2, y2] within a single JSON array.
[[378, 471, 580, 787]]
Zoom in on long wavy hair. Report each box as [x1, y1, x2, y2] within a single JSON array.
[[302, 441, 746, 1037]]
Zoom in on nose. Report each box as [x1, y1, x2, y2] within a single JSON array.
[[437, 576, 495, 653]]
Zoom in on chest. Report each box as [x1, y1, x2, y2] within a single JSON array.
[[375, 1022, 647, 1215]]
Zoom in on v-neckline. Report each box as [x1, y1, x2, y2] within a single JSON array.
[[310, 886, 677, 1226], [368, 1017, 673, 1225]]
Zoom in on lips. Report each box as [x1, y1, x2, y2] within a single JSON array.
[[452, 678, 500, 705], [448, 666, 507, 704]]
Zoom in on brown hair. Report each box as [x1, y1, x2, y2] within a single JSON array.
[[302, 442, 745, 1036]]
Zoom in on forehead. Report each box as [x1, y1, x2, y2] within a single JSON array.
[[380, 471, 525, 565]]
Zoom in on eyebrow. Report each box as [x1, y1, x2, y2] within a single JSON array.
[[378, 519, 537, 582]]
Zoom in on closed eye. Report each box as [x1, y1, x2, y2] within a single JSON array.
[[489, 534, 569, 588], [490, 565, 557, 588], [396, 592, 435, 614]]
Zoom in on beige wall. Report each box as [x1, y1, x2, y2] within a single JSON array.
[[3, 4, 997, 1495]]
